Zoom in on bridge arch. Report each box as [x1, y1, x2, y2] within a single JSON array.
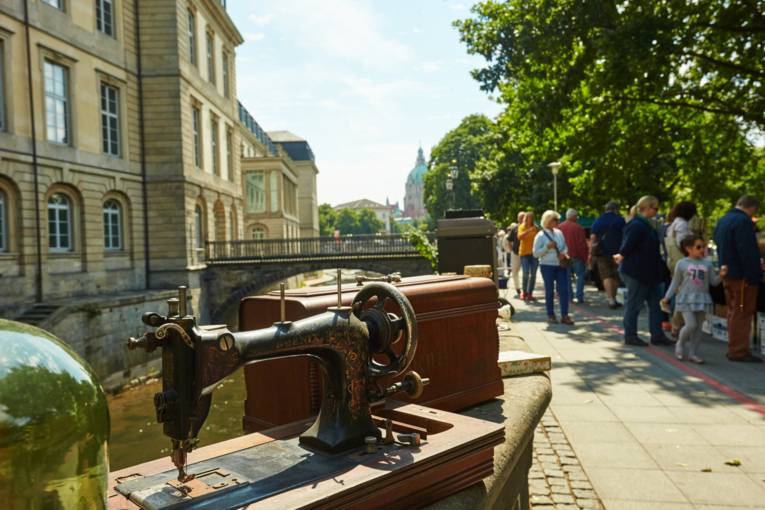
[[201, 257, 433, 325]]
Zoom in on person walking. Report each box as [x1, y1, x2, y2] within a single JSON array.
[[713, 195, 763, 363], [533, 210, 574, 324], [591, 201, 626, 309], [518, 211, 540, 301], [661, 235, 727, 363], [613, 196, 673, 347], [505, 212, 525, 298], [665, 201, 700, 336], [559, 208, 588, 304]]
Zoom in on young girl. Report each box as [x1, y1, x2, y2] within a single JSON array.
[[661, 235, 727, 363]]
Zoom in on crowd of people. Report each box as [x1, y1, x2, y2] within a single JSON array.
[[498, 194, 764, 364]]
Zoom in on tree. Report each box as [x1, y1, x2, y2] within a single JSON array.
[[423, 114, 494, 221], [357, 209, 385, 234], [331, 207, 386, 235], [319, 203, 337, 236], [455, 0, 765, 219]]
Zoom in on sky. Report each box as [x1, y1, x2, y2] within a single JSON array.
[[227, 0, 502, 208]]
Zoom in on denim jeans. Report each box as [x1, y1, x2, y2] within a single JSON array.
[[540, 264, 569, 317], [568, 257, 586, 302], [621, 271, 665, 342], [521, 255, 538, 296]]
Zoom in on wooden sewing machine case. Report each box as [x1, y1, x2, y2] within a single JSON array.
[[239, 274, 503, 433]]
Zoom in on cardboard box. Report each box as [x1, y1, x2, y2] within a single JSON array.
[[710, 316, 728, 343], [714, 303, 727, 318]]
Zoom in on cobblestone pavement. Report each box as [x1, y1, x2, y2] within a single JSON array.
[[530, 410, 604, 510]]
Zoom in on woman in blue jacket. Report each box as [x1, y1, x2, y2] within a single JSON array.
[[613, 196, 674, 346]]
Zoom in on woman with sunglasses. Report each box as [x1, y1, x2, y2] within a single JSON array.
[[661, 235, 728, 363]]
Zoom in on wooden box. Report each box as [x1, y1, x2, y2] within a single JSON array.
[[239, 275, 503, 432]]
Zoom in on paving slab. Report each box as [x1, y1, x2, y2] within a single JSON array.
[[666, 471, 765, 506], [509, 278, 765, 509]]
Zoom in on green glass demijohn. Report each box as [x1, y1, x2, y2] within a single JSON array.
[[0, 319, 110, 509]]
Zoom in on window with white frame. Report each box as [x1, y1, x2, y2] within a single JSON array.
[[0, 40, 5, 132], [103, 199, 122, 250], [0, 190, 6, 252], [192, 104, 201, 167], [269, 172, 279, 212], [44, 61, 70, 144], [206, 32, 215, 84], [187, 9, 196, 67], [100, 83, 120, 156], [96, 0, 115, 37], [222, 50, 230, 98], [210, 116, 219, 175], [42, 0, 62, 10], [48, 193, 72, 251], [246, 172, 265, 213]]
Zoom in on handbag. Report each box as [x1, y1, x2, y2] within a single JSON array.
[[542, 229, 571, 269]]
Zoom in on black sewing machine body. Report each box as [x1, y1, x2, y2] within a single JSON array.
[[124, 282, 424, 487]]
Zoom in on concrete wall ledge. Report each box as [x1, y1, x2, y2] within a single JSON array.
[[428, 372, 552, 510]]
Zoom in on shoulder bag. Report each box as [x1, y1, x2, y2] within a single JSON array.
[[542, 229, 571, 269]]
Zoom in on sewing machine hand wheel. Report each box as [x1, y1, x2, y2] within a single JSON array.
[[352, 282, 417, 378]]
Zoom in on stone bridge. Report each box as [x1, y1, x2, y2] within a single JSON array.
[[199, 235, 434, 323]]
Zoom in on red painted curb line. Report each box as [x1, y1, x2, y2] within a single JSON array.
[[573, 304, 765, 417]]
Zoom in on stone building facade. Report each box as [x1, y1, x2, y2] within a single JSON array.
[[268, 130, 319, 238], [0, 0, 148, 315]]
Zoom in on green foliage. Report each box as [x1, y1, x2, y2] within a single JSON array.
[[318, 203, 337, 236], [453, 0, 765, 221], [323, 206, 386, 235], [423, 114, 494, 221], [401, 226, 438, 271]]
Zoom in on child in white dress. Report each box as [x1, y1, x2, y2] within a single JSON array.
[[661, 235, 727, 363]]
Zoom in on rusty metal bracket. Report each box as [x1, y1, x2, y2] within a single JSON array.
[[166, 468, 239, 498]]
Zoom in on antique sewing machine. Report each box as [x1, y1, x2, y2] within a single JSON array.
[[111, 277, 504, 510]]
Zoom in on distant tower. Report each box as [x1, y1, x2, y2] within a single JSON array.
[[404, 146, 428, 220]]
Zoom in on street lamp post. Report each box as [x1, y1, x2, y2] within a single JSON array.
[[548, 161, 562, 212], [447, 159, 458, 210]]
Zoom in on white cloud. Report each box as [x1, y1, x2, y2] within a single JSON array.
[[419, 61, 441, 73], [250, 0, 412, 70], [247, 13, 274, 26], [244, 32, 265, 43]]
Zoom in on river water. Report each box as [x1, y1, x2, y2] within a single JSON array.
[[106, 269, 379, 471], [108, 369, 248, 470]]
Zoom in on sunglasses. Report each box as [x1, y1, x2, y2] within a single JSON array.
[[692, 244, 705, 250]]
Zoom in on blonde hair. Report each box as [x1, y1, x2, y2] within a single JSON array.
[[540, 210, 560, 229], [636, 195, 659, 213]]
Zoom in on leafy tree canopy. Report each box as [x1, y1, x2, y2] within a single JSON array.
[[320, 205, 386, 235], [454, 0, 764, 221], [423, 114, 494, 221]]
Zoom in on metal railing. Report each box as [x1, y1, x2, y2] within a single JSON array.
[[205, 234, 434, 264]]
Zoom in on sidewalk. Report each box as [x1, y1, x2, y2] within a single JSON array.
[[508, 283, 765, 509]]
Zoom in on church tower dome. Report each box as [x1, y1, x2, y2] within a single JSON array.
[[404, 146, 428, 220]]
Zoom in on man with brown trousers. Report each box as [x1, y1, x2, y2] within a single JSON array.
[[713, 195, 762, 362]]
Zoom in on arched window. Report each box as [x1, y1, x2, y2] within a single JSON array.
[[48, 193, 72, 251], [194, 205, 204, 249], [103, 199, 122, 250], [251, 226, 266, 240]]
